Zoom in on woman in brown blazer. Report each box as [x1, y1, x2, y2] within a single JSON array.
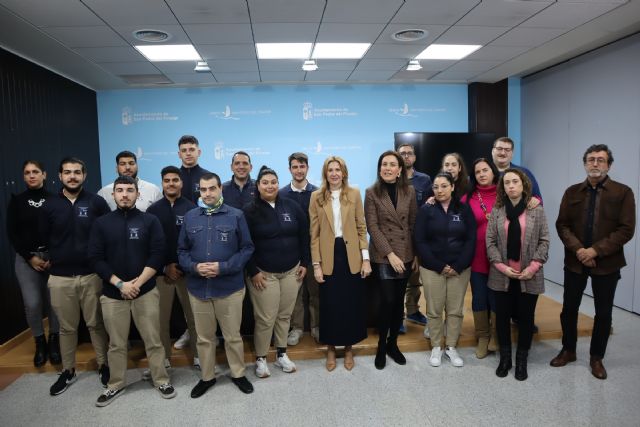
[[364, 151, 417, 370], [309, 156, 371, 371]]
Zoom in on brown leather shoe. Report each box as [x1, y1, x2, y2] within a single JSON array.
[[344, 347, 355, 371], [550, 349, 577, 367], [326, 347, 336, 372], [590, 357, 607, 380]]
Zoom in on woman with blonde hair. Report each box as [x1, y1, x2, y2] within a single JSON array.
[[309, 156, 371, 371]]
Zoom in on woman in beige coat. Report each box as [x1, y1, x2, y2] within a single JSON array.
[[486, 168, 549, 381]]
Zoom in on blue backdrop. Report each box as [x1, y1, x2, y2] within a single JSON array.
[[97, 84, 468, 192]]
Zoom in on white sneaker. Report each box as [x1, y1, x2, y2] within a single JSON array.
[[287, 329, 303, 346], [429, 346, 442, 367], [142, 358, 171, 381], [173, 330, 190, 349], [445, 346, 464, 367], [311, 327, 320, 343], [255, 357, 271, 378], [275, 353, 297, 373], [193, 357, 200, 370]]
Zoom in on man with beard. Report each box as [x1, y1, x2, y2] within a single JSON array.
[[222, 151, 256, 209], [147, 166, 199, 371], [41, 157, 110, 396], [551, 144, 635, 380], [97, 150, 162, 211], [178, 135, 211, 203], [491, 137, 542, 200], [89, 176, 175, 406]]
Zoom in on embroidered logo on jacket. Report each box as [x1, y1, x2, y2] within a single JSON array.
[[78, 207, 89, 217], [176, 215, 184, 226], [129, 228, 140, 239]]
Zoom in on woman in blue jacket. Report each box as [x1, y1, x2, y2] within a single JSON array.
[[415, 172, 476, 368], [243, 166, 309, 379]]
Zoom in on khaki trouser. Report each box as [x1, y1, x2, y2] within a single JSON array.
[[420, 267, 470, 347], [157, 276, 198, 358], [189, 288, 246, 381], [100, 287, 169, 389], [404, 269, 422, 315], [248, 264, 301, 355], [290, 262, 319, 331], [48, 273, 108, 370]]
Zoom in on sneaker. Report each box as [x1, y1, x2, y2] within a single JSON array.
[[287, 329, 303, 346], [275, 353, 297, 373], [429, 347, 442, 367], [231, 376, 254, 394], [398, 322, 406, 335], [98, 364, 110, 388], [142, 358, 171, 381], [311, 327, 320, 343], [255, 357, 271, 378], [173, 330, 190, 349], [95, 388, 124, 407], [407, 311, 428, 326], [445, 346, 464, 367], [190, 378, 216, 398], [158, 383, 176, 399], [50, 369, 77, 395], [193, 357, 201, 370]]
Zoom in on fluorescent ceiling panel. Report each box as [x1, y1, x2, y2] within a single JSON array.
[[134, 44, 201, 61], [415, 44, 482, 60], [256, 43, 312, 59], [311, 43, 371, 59]]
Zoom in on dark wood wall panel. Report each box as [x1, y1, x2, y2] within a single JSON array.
[[468, 79, 508, 138], [0, 48, 101, 343]]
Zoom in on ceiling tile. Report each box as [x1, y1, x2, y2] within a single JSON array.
[[377, 24, 450, 45], [418, 59, 458, 71], [259, 71, 306, 82], [466, 45, 531, 61], [356, 59, 407, 71], [164, 72, 217, 84], [209, 59, 258, 72], [323, 0, 403, 23], [491, 27, 567, 47], [429, 69, 480, 81], [258, 59, 304, 72], [213, 71, 261, 83], [43, 26, 127, 48], [166, 0, 250, 24], [82, 0, 178, 26], [363, 43, 429, 59], [392, 0, 481, 25], [248, 0, 325, 23], [198, 44, 257, 60], [184, 24, 254, 44], [0, 0, 103, 27], [390, 69, 440, 81], [457, 0, 553, 27], [153, 61, 200, 74], [252, 23, 318, 43], [520, 1, 623, 29], [435, 26, 511, 45], [445, 59, 502, 72], [313, 60, 359, 71], [304, 70, 353, 81], [97, 61, 160, 75], [316, 23, 387, 43], [348, 70, 396, 81], [73, 46, 146, 62]]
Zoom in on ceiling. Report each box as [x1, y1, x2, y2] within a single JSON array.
[[0, 0, 639, 90]]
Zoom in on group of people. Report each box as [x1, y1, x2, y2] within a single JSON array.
[[6, 135, 635, 407]]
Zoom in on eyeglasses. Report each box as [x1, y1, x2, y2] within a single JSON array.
[[585, 157, 607, 165], [398, 152, 414, 157], [493, 147, 512, 153]]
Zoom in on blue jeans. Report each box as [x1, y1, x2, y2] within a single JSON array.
[[14, 254, 59, 336], [470, 271, 495, 312]]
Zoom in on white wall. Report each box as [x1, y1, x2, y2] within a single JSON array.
[[522, 33, 640, 313]]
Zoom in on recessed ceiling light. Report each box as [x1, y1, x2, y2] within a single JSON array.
[[415, 44, 482, 60], [311, 43, 371, 59], [132, 29, 172, 43], [256, 43, 312, 59], [392, 29, 428, 42], [135, 44, 201, 61]]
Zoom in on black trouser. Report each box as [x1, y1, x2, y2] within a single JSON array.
[[560, 269, 619, 359], [378, 278, 409, 343], [495, 279, 539, 351]]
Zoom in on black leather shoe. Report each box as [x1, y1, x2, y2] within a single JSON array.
[[33, 335, 48, 368], [231, 376, 254, 394], [590, 357, 607, 380], [48, 333, 62, 365], [550, 349, 577, 367], [515, 350, 528, 381], [386, 340, 406, 365], [190, 378, 217, 398], [496, 346, 512, 378], [374, 345, 386, 370]]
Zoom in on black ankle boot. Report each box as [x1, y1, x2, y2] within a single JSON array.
[[386, 339, 406, 365], [33, 335, 48, 367], [48, 333, 61, 365], [375, 343, 386, 370], [515, 350, 528, 381], [496, 346, 512, 378]]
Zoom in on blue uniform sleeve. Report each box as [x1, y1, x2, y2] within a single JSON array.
[[451, 204, 477, 274], [88, 219, 113, 282], [177, 214, 198, 275], [218, 212, 254, 276], [414, 205, 446, 273], [146, 215, 166, 272]]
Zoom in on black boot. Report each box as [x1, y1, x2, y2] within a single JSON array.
[[375, 342, 386, 370], [496, 346, 512, 378], [515, 350, 528, 381], [33, 335, 48, 367], [48, 333, 62, 365], [386, 338, 406, 365]]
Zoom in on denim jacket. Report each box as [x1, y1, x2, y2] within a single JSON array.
[[178, 204, 254, 299]]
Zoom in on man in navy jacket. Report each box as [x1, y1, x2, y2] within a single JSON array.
[[89, 176, 176, 406], [178, 135, 211, 202], [41, 157, 110, 396]]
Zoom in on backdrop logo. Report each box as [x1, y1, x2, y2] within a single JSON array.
[[388, 102, 447, 117], [214, 142, 225, 160], [122, 107, 133, 125], [120, 106, 178, 125], [210, 105, 271, 120], [302, 101, 358, 120]]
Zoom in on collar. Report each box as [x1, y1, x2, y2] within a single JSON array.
[[579, 175, 609, 191], [289, 181, 309, 193]]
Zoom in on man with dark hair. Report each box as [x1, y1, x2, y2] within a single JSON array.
[[491, 137, 542, 200], [178, 135, 211, 202], [147, 166, 199, 372], [397, 143, 433, 332], [279, 152, 319, 345], [551, 144, 635, 380], [41, 157, 110, 396], [89, 175, 176, 406], [222, 151, 256, 209], [97, 150, 162, 211], [179, 173, 255, 397]]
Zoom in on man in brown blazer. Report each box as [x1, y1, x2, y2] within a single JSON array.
[[551, 144, 635, 380]]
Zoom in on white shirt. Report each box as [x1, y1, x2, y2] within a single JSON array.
[[97, 178, 162, 211], [331, 190, 342, 238]]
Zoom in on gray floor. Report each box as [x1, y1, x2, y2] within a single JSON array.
[[2, 282, 639, 427]]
